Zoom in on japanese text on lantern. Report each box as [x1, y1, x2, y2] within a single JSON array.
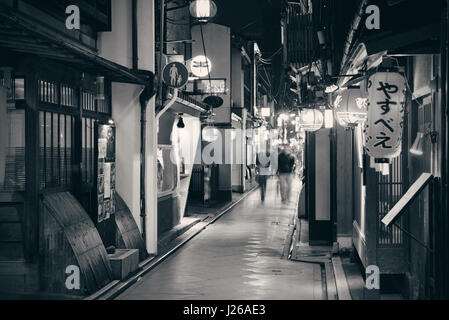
[[365, 72, 406, 160]]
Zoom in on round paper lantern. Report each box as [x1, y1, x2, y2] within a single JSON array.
[[334, 87, 368, 127], [189, 0, 217, 22], [365, 71, 407, 159], [202, 126, 219, 142], [299, 109, 324, 132]]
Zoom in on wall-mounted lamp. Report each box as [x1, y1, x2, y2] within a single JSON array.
[[317, 29, 327, 46], [410, 130, 438, 156], [177, 113, 185, 128]]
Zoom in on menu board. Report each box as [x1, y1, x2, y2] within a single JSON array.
[[95, 123, 116, 223]]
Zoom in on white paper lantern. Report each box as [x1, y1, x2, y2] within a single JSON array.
[[365, 72, 406, 159], [334, 87, 367, 127], [189, 0, 217, 22], [299, 109, 324, 132], [202, 126, 219, 142]]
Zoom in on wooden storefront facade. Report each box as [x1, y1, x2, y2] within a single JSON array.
[[0, 0, 149, 296]]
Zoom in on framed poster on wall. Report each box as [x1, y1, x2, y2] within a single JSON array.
[[94, 123, 116, 224]]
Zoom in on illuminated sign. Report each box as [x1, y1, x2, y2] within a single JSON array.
[[194, 78, 226, 94], [191, 55, 212, 78]]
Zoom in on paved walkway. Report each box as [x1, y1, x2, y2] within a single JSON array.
[[117, 177, 323, 300]]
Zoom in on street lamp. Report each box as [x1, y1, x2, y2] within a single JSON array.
[[189, 0, 217, 22]]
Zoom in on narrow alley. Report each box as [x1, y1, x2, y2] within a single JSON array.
[[1, 0, 449, 307], [117, 178, 323, 300]]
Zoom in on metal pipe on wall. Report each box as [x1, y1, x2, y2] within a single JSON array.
[[158, 0, 166, 111], [139, 90, 147, 244], [439, 0, 449, 299], [132, 0, 138, 70]]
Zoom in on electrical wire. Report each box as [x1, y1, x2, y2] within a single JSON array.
[[199, 23, 213, 99], [264, 47, 282, 60]]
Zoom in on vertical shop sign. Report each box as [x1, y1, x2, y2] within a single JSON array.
[[365, 72, 406, 160], [96, 124, 116, 223]]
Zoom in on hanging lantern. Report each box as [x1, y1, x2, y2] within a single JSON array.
[[365, 71, 407, 160], [202, 126, 220, 142], [334, 87, 367, 127], [189, 0, 217, 22], [298, 109, 324, 132]]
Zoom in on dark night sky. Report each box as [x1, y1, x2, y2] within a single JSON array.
[[213, 0, 282, 56], [212, 0, 284, 105]]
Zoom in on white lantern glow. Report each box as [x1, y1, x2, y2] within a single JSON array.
[[189, 0, 217, 22], [202, 126, 219, 142], [298, 109, 324, 132], [334, 87, 367, 127]]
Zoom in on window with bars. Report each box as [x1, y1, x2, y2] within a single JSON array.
[[81, 90, 96, 112], [39, 111, 73, 190], [81, 117, 96, 185], [39, 80, 58, 105], [378, 155, 404, 246], [37, 75, 110, 190], [60, 84, 76, 107], [81, 90, 110, 114]]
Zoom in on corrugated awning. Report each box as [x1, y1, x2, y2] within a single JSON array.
[[0, 3, 149, 85]]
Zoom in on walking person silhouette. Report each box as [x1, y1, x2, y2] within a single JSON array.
[[256, 151, 271, 202]]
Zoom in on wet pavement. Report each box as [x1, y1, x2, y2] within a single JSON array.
[[117, 177, 323, 300]]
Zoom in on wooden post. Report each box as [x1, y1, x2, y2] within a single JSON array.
[[24, 67, 39, 262], [364, 165, 380, 299], [241, 108, 247, 192], [145, 97, 158, 255]]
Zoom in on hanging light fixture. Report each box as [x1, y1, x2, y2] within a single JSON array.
[[189, 0, 217, 22], [298, 109, 324, 132], [202, 126, 220, 142], [177, 113, 185, 128], [277, 113, 289, 127], [334, 87, 368, 128]]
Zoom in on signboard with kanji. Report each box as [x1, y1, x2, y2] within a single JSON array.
[[162, 62, 189, 88], [365, 72, 407, 160], [95, 123, 116, 223]]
